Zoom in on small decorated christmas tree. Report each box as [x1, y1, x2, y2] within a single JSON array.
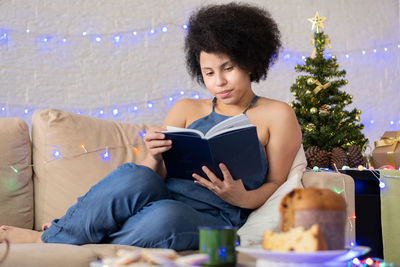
[[289, 12, 368, 155]]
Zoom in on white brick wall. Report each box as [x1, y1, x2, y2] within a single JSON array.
[[0, 0, 399, 144]]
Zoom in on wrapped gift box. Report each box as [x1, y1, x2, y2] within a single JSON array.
[[372, 131, 400, 169]]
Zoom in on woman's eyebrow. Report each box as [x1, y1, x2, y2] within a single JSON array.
[[201, 61, 232, 70]]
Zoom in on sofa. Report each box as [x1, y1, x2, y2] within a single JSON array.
[[0, 109, 355, 267]]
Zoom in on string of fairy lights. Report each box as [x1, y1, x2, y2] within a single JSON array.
[[1, 15, 399, 178], [1, 21, 400, 126]]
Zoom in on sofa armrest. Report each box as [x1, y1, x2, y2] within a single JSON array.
[[301, 171, 355, 246]]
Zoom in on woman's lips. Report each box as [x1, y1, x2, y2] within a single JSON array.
[[217, 90, 232, 98]]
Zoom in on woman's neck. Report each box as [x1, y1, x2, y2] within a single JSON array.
[[214, 91, 256, 116]]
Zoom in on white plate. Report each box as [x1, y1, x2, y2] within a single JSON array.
[[236, 246, 370, 264]]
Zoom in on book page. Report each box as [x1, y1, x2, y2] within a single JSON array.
[[205, 113, 251, 139], [163, 126, 205, 138], [206, 124, 255, 139]]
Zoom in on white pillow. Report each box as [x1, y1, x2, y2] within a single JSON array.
[[237, 145, 307, 246]]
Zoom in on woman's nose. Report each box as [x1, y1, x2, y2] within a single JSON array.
[[215, 73, 227, 86]]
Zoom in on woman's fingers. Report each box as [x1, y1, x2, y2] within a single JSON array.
[[202, 166, 225, 187], [219, 163, 234, 182], [146, 139, 172, 149], [192, 173, 215, 190]]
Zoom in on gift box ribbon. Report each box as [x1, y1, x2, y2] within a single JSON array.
[[374, 132, 400, 167]]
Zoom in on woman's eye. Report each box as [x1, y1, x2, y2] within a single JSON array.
[[205, 72, 213, 76], [225, 66, 234, 71]]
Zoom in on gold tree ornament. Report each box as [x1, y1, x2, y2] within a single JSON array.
[[307, 78, 315, 85], [308, 11, 327, 33], [319, 104, 330, 115], [310, 107, 318, 114], [307, 123, 317, 131]]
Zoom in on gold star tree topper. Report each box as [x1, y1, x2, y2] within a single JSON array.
[[307, 11, 326, 33]]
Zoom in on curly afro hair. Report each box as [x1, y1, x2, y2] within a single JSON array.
[[185, 2, 281, 85]]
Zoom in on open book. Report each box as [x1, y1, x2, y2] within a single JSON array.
[[161, 114, 264, 180]]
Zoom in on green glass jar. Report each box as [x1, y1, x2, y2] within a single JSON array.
[[199, 226, 238, 266]]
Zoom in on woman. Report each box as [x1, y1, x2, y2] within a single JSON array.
[[0, 2, 301, 251]]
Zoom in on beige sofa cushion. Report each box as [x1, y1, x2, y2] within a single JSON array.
[[237, 145, 307, 245], [0, 243, 98, 267], [0, 118, 33, 229], [32, 109, 151, 230]]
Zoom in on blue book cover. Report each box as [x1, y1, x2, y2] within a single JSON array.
[[161, 114, 264, 180]]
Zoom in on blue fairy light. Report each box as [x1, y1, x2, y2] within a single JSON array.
[[161, 26, 168, 33], [132, 31, 137, 36], [138, 130, 146, 138], [95, 36, 102, 43], [62, 38, 67, 43], [102, 147, 110, 160], [362, 50, 366, 55], [180, 90, 185, 95], [149, 29, 155, 35], [99, 109, 104, 115], [370, 120, 374, 124], [169, 97, 174, 102], [147, 101, 153, 109], [113, 35, 121, 43], [82, 31, 87, 36], [379, 181, 386, 189], [1, 106, 5, 111], [182, 24, 188, 30], [26, 29, 30, 33], [129, 105, 139, 113], [52, 149, 61, 159], [283, 53, 291, 60], [373, 49, 377, 53], [0, 32, 8, 41], [24, 108, 29, 114], [112, 108, 119, 116], [191, 92, 200, 99]]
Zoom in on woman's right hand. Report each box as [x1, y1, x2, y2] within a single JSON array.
[[143, 128, 172, 162]]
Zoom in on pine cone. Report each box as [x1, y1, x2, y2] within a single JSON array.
[[305, 146, 330, 168], [305, 146, 320, 168], [347, 145, 365, 167], [330, 147, 348, 170]]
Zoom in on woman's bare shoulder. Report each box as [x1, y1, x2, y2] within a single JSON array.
[[163, 98, 211, 128], [252, 97, 295, 122]]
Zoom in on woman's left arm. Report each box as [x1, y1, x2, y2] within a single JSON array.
[[244, 102, 302, 208], [193, 102, 302, 209]]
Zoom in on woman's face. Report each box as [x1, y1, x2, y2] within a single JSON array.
[[199, 52, 252, 106]]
